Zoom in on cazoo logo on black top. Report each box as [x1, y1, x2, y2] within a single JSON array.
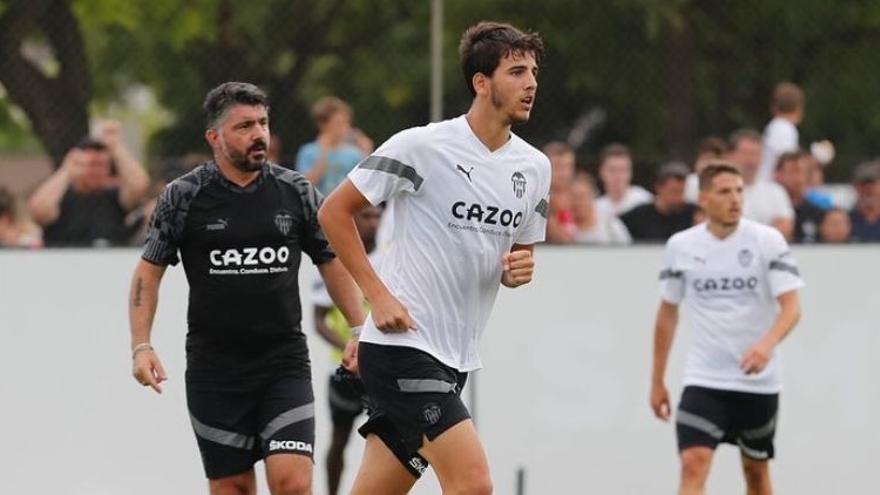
[[208, 246, 291, 276]]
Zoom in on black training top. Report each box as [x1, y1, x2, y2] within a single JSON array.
[[142, 161, 335, 389], [44, 187, 129, 246]]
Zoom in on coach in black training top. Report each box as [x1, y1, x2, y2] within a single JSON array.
[[128, 82, 365, 495]]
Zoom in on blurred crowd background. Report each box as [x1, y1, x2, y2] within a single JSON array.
[[1, 0, 879, 248]]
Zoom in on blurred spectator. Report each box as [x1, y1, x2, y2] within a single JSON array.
[[0, 186, 42, 248], [296, 96, 364, 196], [819, 208, 852, 244], [349, 127, 375, 156], [27, 121, 149, 247], [727, 129, 794, 239], [801, 152, 835, 210], [849, 161, 880, 242], [268, 133, 292, 169], [685, 136, 728, 203], [620, 162, 696, 242], [570, 172, 631, 245], [543, 141, 577, 243], [774, 151, 825, 243], [759, 82, 804, 182], [596, 143, 652, 215]]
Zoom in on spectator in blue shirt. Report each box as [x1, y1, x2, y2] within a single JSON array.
[[296, 96, 364, 196]]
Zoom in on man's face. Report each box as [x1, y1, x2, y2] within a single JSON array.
[[655, 177, 686, 209], [728, 139, 762, 178], [485, 51, 538, 125], [570, 178, 596, 218], [76, 149, 112, 191], [209, 104, 270, 172], [321, 110, 352, 142], [599, 156, 632, 195], [700, 173, 744, 226], [820, 210, 851, 243], [550, 152, 575, 191], [775, 158, 808, 198], [354, 206, 382, 246]]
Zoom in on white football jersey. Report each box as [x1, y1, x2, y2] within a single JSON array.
[[659, 219, 804, 393], [348, 115, 550, 371]]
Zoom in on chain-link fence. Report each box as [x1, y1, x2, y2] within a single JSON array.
[[1, 0, 879, 246]]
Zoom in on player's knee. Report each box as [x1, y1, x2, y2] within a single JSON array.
[[268, 472, 310, 495], [742, 460, 769, 487], [680, 449, 712, 480], [209, 476, 254, 495], [449, 472, 493, 495]]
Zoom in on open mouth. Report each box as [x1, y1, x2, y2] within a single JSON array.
[[520, 95, 534, 107]]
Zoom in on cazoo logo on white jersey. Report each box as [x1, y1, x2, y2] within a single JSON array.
[[447, 201, 524, 238], [208, 246, 291, 276]]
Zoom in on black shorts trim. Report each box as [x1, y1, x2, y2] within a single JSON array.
[[676, 385, 779, 461], [356, 342, 471, 478], [187, 375, 316, 479]]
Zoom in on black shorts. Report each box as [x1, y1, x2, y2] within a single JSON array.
[[186, 375, 315, 479], [357, 342, 470, 479], [328, 366, 366, 428], [676, 385, 779, 461]]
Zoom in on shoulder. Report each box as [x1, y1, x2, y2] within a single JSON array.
[[512, 135, 552, 175], [376, 124, 433, 155], [267, 164, 313, 191], [742, 218, 786, 245], [765, 117, 797, 139], [667, 223, 704, 248], [161, 163, 207, 204]]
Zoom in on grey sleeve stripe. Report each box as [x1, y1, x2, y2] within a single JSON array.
[[260, 403, 315, 439], [676, 409, 724, 440], [741, 416, 776, 440], [190, 415, 255, 450], [358, 155, 424, 191], [769, 260, 800, 276], [659, 269, 683, 280], [535, 198, 549, 218], [737, 439, 770, 460], [397, 379, 457, 394]]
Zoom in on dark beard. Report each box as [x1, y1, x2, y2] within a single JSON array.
[[228, 140, 267, 172]]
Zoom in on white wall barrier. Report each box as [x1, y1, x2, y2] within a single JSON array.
[[1, 246, 878, 494]]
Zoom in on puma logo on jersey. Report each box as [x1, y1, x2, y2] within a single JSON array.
[[209, 246, 291, 267], [206, 218, 229, 231], [451, 201, 523, 228], [456, 164, 474, 183]]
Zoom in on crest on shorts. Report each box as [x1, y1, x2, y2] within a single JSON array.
[[423, 403, 442, 426], [738, 248, 753, 268], [274, 210, 294, 236], [511, 171, 527, 198]]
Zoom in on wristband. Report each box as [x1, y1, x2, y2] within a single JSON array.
[[132, 343, 154, 358], [350, 325, 363, 337]]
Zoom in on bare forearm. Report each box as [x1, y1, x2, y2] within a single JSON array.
[[129, 260, 164, 348], [113, 146, 149, 209], [761, 292, 800, 348], [319, 259, 366, 327], [652, 303, 679, 385], [28, 169, 71, 225]]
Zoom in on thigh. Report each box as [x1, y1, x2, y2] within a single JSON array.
[[731, 392, 779, 461], [258, 376, 316, 460], [186, 384, 263, 480], [417, 419, 490, 492], [676, 386, 731, 453], [349, 434, 419, 495]]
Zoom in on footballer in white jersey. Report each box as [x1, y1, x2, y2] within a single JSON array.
[[650, 163, 803, 495], [319, 21, 547, 495]]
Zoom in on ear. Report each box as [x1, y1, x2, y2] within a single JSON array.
[[472, 72, 489, 96], [205, 128, 218, 149]]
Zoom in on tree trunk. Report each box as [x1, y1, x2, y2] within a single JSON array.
[[662, 10, 696, 163], [0, 0, 91, 167]]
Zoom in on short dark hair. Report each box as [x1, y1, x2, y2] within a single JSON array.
[[728, 129, 762, 151], [772, 82, 805, 114], [656, 162, 689, 184], [598, 143, 631, 167], [775, 150, 807, 172], [542, 140, 573, 157], [699, 162, 742, 190], [203, 82, 269, 129], [696, 136, 728, 158], [311, 96, 352, 127], [459, 21, 545, 97], [75, 136, 108, 152]]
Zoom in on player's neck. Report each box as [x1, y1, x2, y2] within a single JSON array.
[[707, 219, 739, 240], [465, 104, 511, 152], [214, 156, 262, 187]]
